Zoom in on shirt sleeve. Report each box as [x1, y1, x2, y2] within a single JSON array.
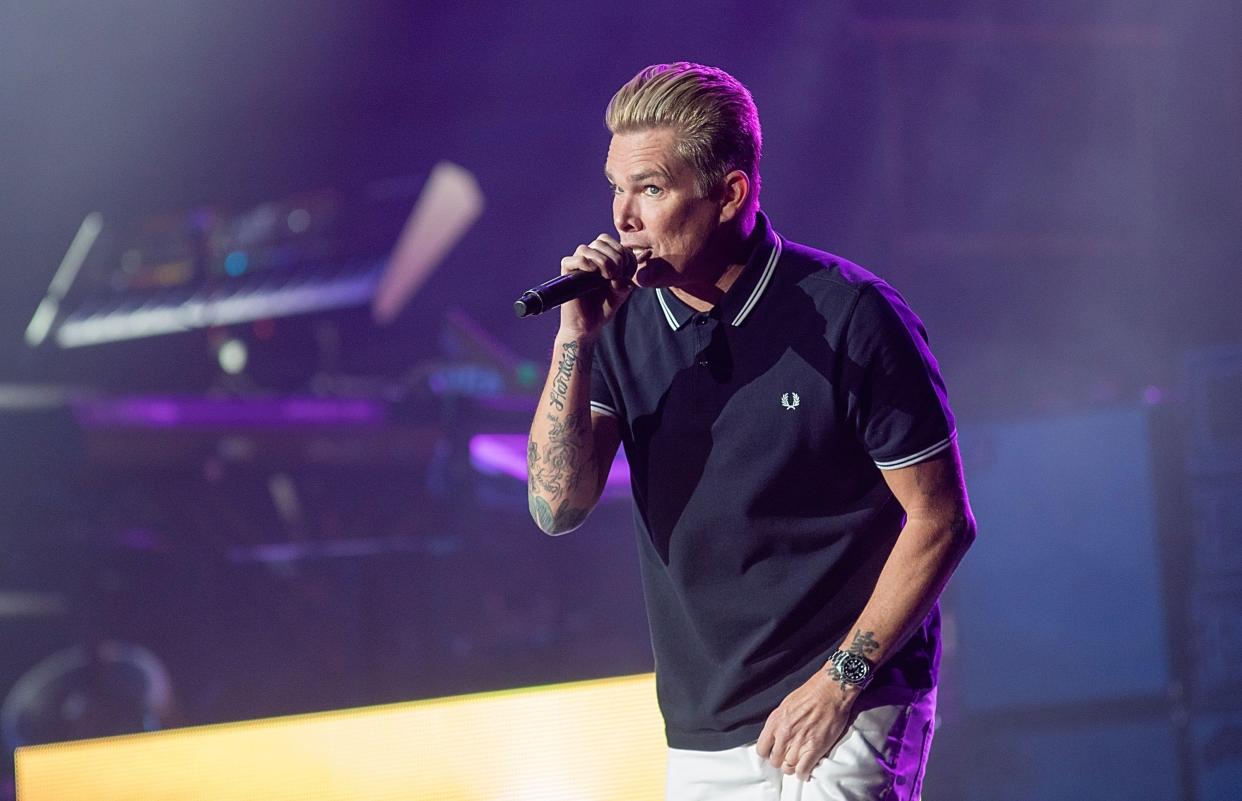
[[843, 281, 957, 471], [589, 349, 621, 420]]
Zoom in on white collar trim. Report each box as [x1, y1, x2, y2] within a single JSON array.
[[656, 288, 680, 331], [731, 235, 782, 327], [653, 234, 782, 331]]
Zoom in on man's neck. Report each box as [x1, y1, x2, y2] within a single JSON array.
[[669, 213, 757, 313]]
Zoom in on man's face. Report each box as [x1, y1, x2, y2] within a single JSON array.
[[605, 128, 724, 289]]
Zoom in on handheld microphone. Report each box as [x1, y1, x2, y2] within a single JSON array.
[[514, 248, 645, 318], [513, 270, 609, 318]]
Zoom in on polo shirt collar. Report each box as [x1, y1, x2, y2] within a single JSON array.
[[654, 211, 783, 331]]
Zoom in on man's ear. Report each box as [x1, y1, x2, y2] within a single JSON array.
[[717, 170, 751, 224]]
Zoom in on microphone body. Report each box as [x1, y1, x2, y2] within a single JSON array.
[[513, 270, 610, 318]]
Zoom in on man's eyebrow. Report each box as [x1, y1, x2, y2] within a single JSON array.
[[605, 169, 671, 184]]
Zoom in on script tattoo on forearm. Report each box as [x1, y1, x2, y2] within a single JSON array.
[[527, 338, 597, 532], [826, 629, 882, 690], [547, 341, 582, 412]]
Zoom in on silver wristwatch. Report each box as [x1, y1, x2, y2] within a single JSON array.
[[828, 649, 875, 689]]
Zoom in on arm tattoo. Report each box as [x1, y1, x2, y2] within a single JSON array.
[[528, 409, 595, 533], [547, 340, 582, 412], [527, 488, 591, 534], [528, 493, 555, 531], [848, 630, 880, 657], [528, 412, 593, 499], [826, 630, 882, 690]]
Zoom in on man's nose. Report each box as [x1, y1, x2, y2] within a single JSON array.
[[614, 195, 641, 233]]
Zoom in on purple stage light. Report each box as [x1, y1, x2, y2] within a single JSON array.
[[72, 396, 387, 429]]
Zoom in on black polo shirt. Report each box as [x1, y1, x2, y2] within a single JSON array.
[[589, 212, 956, 751]]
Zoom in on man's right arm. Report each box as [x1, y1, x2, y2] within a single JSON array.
[[526, 232, 636, 534], [526, 332, 622, 535]]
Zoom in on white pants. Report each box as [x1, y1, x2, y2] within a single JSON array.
[[666, 687, 936, 801]]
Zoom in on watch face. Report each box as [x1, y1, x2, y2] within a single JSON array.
[[837, 653, 870, 684]]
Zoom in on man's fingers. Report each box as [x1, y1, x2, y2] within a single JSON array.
[[560, 252, 599, 277], [794, 747, 823, 782], [592, 242, 634, 281], [572, 244, 610, 275], [755, 718, 776, 759], [561, 234, 639, 284], [777, 738, 802, 774], [590, 234, 625, 260], [568, 241, 630, 280], [766, 729, 792, 770], [591, 233, 633, 267]]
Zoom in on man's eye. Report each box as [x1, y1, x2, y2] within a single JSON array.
[[643, 185, 662, 196]]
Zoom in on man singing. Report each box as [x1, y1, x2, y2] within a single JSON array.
[[526, 62, 975, 800]]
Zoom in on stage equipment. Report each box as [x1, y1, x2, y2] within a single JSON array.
[[372, 162, 484, 325], [1180, 344, 1242, 800], [938, 404, 1238, 801], [2, 641, 173, 756], [27, 163, 483, 349]]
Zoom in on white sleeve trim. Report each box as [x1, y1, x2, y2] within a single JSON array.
[[589, 401, 619, 419], [874, 430, 957, 471]]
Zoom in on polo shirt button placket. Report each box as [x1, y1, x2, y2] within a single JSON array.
[[691, 315, 710, 414], [695, 316, 710, 368]]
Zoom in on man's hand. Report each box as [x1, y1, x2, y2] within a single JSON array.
[[557, 234, 645, 339], [755, 670, 859, 782]]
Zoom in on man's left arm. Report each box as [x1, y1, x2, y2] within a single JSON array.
[[756, 442, 976, 780]]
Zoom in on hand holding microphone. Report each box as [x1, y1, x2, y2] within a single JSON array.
[[515, 234, 648, 339]]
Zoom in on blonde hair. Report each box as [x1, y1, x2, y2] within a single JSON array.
[[605, 62, 762, 207]]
